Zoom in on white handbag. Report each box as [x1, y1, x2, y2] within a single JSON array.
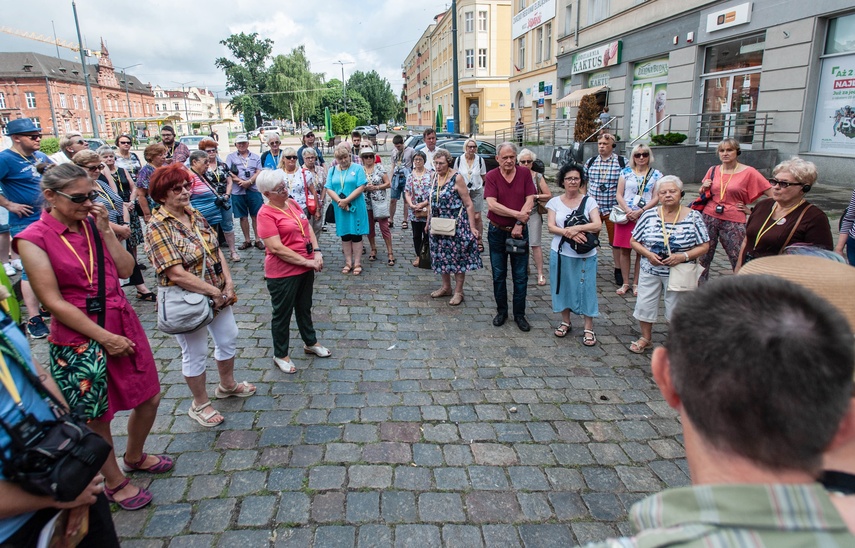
[[609, 205, 628, 224], [667, 262, 704, 292], [430, 216, 457, 237], [156, 227, 215, 334]]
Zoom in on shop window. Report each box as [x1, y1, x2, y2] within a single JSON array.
[[825, 12, 855, 55], [811, 12, 855, 155], [703, 35, 764, 74]]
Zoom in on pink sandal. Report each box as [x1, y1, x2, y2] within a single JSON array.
[[122, 452, 174, 474], [105, 478, 153, 511]]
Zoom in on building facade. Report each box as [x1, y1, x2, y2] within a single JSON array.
[[0, 44, 155, 139], [152, 86, 220, 135], [403, 22, 437, 129], [509, 0, 561, 125], [555, 0, 855, 184]]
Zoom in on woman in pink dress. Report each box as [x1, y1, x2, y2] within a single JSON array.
[[15, 163, 168, 511]]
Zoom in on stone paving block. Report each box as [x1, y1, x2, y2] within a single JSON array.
[[268, 468, 305, 491], [582, 466, 623, 492], [508, 466, 551, 491], [649, 459, 691, 487], [548, 492, 588, 520], [187, 475, 226, 500], [513, 444, 556, 465], [494, 423, 532, 443], [517, 492, 554, 521], [648, 438, 686, 459], [471, 443, 518, 466], [465, 491, 524, 523], [344, 423, 380, 443], [229, 470, 268, 497], [259, 426, 303, 447], [216, 430, 259, 449], [413, 443, 444, 466], [475, 404, 507, 421], [550, 443, 595, 465], [443, 445, 474, 466], [315, 526, 356, 548], [421, 405, 448, 421], [482, 524, 522, 548], [312, 492, 346, 523], [468, 466, 510, 490], [305, 424, 344, 444], [526, 422, 558, 442], [289, 445, 324, 466], [259, 447, 290, 467], [349, 465, 393, 488], [554, 421, 590, 442], [443, 524, 485, 548], [218, 529, 274, 547], [190, 498, 236, 533], [147, 477, 188, 504], [357, 524, 393, 548], [112, 507, 148, 538], [395, 466, 433, 490], [422, 423, 459, 443], [172, 451, 219, 476], [616, 465, 663, 492], [360, 406, 392, 422], [346, 492, 381, 523], [447, 405, 478, 422], [380, 422, 421, 442], [220, 449, 258, 471], [434, 467, 470, 490], [309, 465, 347, 490], [276, 525, 313, 547], [589, 443, 631, 465], [517, 524, 575, 547], [238, 495, 277, 527], [394, 524, 441, 548], [381, 491, 417, 523], [122, 540, 164, 548], [277, 492, 310, 525], [168, 535, 216, 548], [583, 492, 626, 521], [167, 432, 217, 453], [144, 503, 193, 537], [364, 442, 412, 464], [325, 442, 363, 463], [459, 423, 497, 442], [571, 522, 620, 546]]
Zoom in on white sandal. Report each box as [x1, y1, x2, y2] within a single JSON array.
[[188, 401, 224, 427]]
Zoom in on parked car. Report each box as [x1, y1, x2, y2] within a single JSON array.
[[405, 132, 468, 151], [415, 138, 499, 172], [247, 125, 280, 138], [178, 135, 207, 151], [354, 125, 378, 137], [86, 138, 109, 151]]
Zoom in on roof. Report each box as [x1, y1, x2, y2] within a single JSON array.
[[0, 52, 152, 95]]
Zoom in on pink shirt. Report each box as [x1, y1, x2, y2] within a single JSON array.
[[257, 200, 313, 279], [703, 165, 770, 223]]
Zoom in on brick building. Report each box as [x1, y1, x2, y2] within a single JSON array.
[[0, 41, 155, 139]]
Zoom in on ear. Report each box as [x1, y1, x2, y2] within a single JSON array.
[[651, 346, 682, 410], [825, 396, 855, 453]]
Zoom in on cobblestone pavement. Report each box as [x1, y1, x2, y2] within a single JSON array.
[[29, 179, 850, 548]]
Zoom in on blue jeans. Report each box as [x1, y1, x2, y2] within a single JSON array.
[[848, 235, 855, 267], [488, 224, 528, 317]]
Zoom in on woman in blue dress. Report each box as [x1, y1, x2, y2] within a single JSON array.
[[326, 145, 369, 275], [427, 149, 482, 306]]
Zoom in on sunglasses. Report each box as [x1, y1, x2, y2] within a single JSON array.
[[634, 152, 650, 158], [118, 141, 131, 145], [768, 178, 804, 189], [55, 190, 98, 204], [171, 182, 193, 193], [284, 155, 298, 160], [466, 145, 476, 149], [204, 149, 218, 153], [83, 164, 104, 173], [21, 134, 43, 140], [519, 160, 533, 165]]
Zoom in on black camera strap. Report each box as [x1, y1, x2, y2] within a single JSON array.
[[88, 218, 106, 328]]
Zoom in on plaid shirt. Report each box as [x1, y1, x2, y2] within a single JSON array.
[[584, 153, 627, 213], [144, 206, 224, 289], [584, 483, 854, 547]]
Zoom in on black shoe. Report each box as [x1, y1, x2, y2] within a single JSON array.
[[138, 263, 148, 271], [492, 313, 507, 327], [514, 316, 531, 332], [614, 268, 624, 286]]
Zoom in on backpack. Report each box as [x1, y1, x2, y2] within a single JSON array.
[[587, 155, 626, 170]]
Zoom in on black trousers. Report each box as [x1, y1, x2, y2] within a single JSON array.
[[0, 494, 120, 547]]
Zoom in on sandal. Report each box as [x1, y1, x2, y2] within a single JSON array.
[[583, 330, 597, 346], [215, 380, 257, 399], [122, 453, 174, 474], [616, 284, 631, 296], [478, 242, 485, 253], [342, 264, 352, 274], [629, 337, 652, 354], [387, 255, 396, 267], [231, 252, 241, 262], [537, 275, 547, 286], [104, 478, 152, 511], [188, 401, 224, 427], [368, 251, 377, 261], [554, 322, 571, 338], [255, 240, 265, 250], [401, 221, 408, 230], [632, 284, 639, 297], [238, 241, 252, 250], [449, 293, 464, 306], [352, 265, 363, 276], [430, 288, 452, 298], [136, 292, 156, 302]]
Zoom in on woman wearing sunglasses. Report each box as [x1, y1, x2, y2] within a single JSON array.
[[15, 163, 168, 511], [735, 157, 832, 271], [114, 134, 141, 180], [613, 143, 662, 296], [276, 146, 319, 222]]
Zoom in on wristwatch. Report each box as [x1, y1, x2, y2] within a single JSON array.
[[515, 220, 524, 226]]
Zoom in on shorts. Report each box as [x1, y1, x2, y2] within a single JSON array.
[[231, 190, 263, 218], [633, 269, 680, 324], [527, 213, 543, 247], [219, 205, 234, 232], [0, 207, 9, 233], [390, 172, 407, 200], [469, 188, 485, 213]]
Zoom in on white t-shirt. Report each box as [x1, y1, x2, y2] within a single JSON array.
[[454, 155, 486, 191], [546, 195, 600, 259]]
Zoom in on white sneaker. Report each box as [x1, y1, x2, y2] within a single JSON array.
[[10, 259, 22, 271], [3, 263, 15, 277]]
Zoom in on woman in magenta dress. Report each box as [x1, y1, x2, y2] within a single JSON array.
[[15, 163, 168, 511]]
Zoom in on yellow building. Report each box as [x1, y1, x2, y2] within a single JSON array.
[[404, 1, 512, 135]]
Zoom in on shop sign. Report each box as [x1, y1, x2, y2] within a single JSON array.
[[633, 59, 669, 81], [544, 82, 553, 96], [588, 71, 610, 88], [512, 0, 556, 40], [571, 41, 621, 74], [706, 2, 752, 33]]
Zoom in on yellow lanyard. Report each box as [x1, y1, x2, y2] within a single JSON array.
[[754, 200, 805, 247], [433, 172, 450, 207], [635, 169, 650, 197], [267, 202, 307, 240], [210, 168, 221, 184], [659, 205, 681, 255], [12, 149, 36, 166], [58, 221, 94, 288], [719, 168, 736, 202], [94, 186, 119, 211], [193, 224, 214, 258], [0, 352, 22, 406]]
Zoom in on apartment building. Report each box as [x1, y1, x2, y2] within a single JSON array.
[[510, 0, 561, 124]]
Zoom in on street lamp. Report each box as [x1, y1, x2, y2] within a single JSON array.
[[172, 80, 195, 135], [117, 63, 141, 136]]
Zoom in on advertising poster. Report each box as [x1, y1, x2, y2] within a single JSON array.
[[811, 54, 855, 155], [630, 85, 643, 139], [640, 84, 653, 135], [654, 83, 667, 134]]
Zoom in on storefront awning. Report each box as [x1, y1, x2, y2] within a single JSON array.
[[556, 85, 609, 107]]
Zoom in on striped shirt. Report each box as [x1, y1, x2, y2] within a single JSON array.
[[840, 188, 855, 240], [632, 208, 709, 277], [583, 483, 854, 547]]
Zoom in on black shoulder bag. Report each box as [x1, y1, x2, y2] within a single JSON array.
[[555, 196, 600, 294]]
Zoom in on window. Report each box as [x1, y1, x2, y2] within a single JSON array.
[[545, 23, 552, 60], [173, 102, 179, 110], [536, 27, 544, 63], [95, 97, 101, 111], [517, 37, 526, 70], [2, 116, 11, 130], [465, 49, 474, 69], [31, 118, 41, 128], [25, 92, 36, 109], [564, 5, 574, 35], [587, 0, 610, 24], [72, 95, 79, 109], [478, 48, 487, 69], [478, 10, 487, 31], [464, 12, 473, 33], [59, 93, 66, 108], [826, 12, 855, 54], [0, 92, 5, 109], [518, 0, 525, 12]]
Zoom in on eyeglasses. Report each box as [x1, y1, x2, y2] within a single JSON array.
[[204, 149, 218, 153], [466, 145, 476, 149], [83, 164, 104, 173], [519, 160, 533, 165], [55, 190, 98, 204], [633, 152, 650, 158], [170, 182, 193, 193], [271, 184, 288, 194], [284, 155, 298, 160], [21, 134, 42, 140], [768, 178, 804, 189], [564, 176, 582, 182]]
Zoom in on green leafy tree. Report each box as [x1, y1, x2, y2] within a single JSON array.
[[39, 137, 59, 155], [346, 70, 398, 124], [215, 32, 273, 130], [314, 80, 371, 125], [331, 112, 357, 136], [267, 46, 324, 126]]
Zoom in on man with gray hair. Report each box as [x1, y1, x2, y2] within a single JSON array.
[[484, 141, 536, 331], [49, 132, 88, 165]]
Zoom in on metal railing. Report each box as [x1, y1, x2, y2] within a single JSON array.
[[494, 118, 577, 146], [630, 111, 774, 149]]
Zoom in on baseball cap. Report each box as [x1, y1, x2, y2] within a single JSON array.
[[234, 134, 249, 144]]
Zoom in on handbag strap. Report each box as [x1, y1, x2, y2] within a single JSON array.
[[779, 204, 812, 253], [302, 169, 311, 203], [87, 218, 106, 328]]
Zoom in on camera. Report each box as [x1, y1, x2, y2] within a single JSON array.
[[216, 183, 228, 195], [215, 195, 231, 210], [743, 252, 756, 264], [657, 252, 670, 261], [715, 204, 725, 214], [228, 164, 240, 176]]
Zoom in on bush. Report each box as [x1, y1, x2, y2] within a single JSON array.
[[332, 112, 356, 136], [650, 132, 688, 146], [40, 137, 59, 156], [574, 95, 601, 142]]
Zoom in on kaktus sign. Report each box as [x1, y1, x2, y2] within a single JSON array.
[[572, 41, 621, 74]]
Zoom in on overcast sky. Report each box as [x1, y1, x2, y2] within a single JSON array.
[[0, 0, 451, 95]]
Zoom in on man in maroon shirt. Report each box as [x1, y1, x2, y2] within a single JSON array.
[[484, 142, 536, 331]]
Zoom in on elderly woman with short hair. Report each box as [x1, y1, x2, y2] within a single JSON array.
[[518, 148, 551, 285], [136, 143, 168, 221], [277, 146, 319, 222], [256, 170, 330, 373], [326, 144, 369, 275], [301, 146, 326, 237]]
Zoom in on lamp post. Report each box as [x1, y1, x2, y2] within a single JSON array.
[[172, 80, 194, 135], [117, 63, 141, 136], [72, 1, 98, 137], [333, 60, 353, 113]]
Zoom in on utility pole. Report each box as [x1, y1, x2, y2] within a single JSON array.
[[451, 0, 460, 134], [117, 63, 141, 136], [333, 60, 353, 113], [72, 1, 98, 137], [173, 80, 194, 135]]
